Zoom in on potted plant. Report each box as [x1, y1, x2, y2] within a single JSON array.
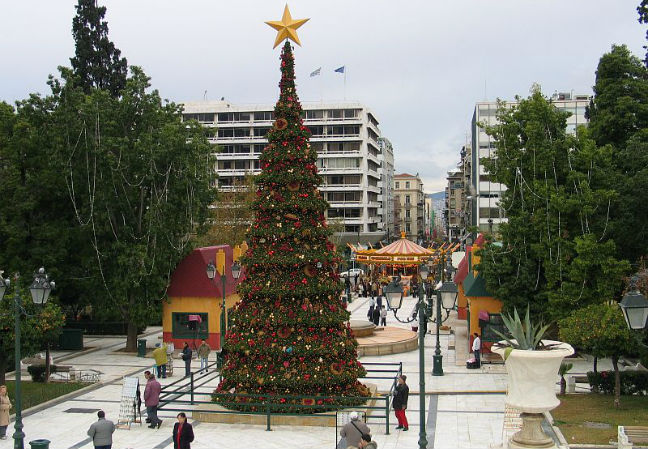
[[492, 308, 574, 449]]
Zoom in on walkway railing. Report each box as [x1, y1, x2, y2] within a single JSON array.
[[158, 361, 402, 434]]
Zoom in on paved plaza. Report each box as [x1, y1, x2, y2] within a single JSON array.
[[2, 295, 608, 449]]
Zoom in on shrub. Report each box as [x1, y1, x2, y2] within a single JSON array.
[[27, 365, 58, 382], [586, 370, 648, 395]]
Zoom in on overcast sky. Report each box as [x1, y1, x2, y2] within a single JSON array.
[[1, 1, 645, 191]]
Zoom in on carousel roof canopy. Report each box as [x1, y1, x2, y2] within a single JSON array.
[[351, 232, 436, 265]]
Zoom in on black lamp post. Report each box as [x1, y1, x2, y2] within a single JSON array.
[[431, 279, 458, 376], [0, 268, 54, 449], [620, 275, 648, 330], [384, 264, 429, 449], [206, 259, 242, 351]]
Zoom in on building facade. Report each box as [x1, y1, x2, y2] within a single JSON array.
[[444, 169, 464, 242], [393, 173, 425, 242], [182, 101, 390, 243], [378, 137, 395, 241], [470, 91, 590, 232]]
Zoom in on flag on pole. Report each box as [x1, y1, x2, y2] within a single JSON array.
[[334, 66, 345, 73], [310, 67, 321, 77]]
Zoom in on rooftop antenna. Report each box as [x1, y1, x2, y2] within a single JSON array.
[[203, 90, 208, 101]]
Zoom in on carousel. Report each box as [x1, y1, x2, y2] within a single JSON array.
[[350, 232, 458, 294]]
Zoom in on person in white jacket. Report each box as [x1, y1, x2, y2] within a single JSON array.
[[472, 333, 481, 367]]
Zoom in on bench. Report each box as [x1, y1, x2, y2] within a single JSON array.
[[619, 426, 648, 448]]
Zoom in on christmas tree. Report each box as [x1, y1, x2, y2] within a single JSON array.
[[214, 41, 369, 413]]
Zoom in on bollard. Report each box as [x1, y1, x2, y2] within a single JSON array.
[[29, 439, 50, 449], [567, 376, 576, 393]]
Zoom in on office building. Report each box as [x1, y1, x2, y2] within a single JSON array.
[[182, 100, 390, 243]]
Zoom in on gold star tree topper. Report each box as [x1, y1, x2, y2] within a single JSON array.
[[265, 4, 309, 49]]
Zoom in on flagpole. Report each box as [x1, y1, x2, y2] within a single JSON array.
[[344, 69, 347, 101]]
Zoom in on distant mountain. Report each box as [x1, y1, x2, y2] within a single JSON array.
[[426, 192, 445, 200]]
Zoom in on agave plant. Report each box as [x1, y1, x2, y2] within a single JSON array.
[[493, 307, 551, 358], [558, 362, 573, 395]]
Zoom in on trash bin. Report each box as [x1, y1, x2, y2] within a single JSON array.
[[59, 328, 84, 350], [29, 439, 50, 449], [137, 339, 147, 357]]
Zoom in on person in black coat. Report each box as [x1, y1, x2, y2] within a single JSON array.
[[393, 375, 409, 431], [181, 342, 192, 377], [172, 412, 194, 449]]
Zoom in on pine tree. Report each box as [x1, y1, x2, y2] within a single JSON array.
[[214, 42, 369, 412], [70, 0, 128, 96], [587, 45, 648, 264]]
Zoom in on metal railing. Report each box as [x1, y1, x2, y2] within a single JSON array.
[[158, 361, 402, 434]]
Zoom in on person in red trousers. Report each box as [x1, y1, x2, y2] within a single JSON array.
[[393, 374, 409, 431]]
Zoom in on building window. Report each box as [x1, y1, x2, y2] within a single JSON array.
[[405, 195, 411, 204], [253, 111, 274, 121], [405, 181, 410, 189], [395, 182, 400, 189], [406, 210, 411, 218], [172, 312, 208, 340], [405, 223, 411, 232]]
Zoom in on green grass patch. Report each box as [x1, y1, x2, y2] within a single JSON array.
[[4, 381, 87, 411], [552, 394, 648, 445]]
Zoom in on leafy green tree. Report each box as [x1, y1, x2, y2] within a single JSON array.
[[46, 67, 215, 350], [559, 303, 637, 407], [70, 0, 128, 96], [0, 290, 65, 385], [214, 43, 368, 412], [0, 101, 94, 318], [478, 88, 629, 321], [587, 45, 648, 264]]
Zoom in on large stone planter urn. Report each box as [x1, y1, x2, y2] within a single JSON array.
[[492, 340, 574, 449]]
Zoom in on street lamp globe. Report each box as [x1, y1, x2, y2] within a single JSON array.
[[420, 264, 429, 281], [620, 276, 648, 330], [29, 267, 54, 305], [206, 260, 216, 280], [231, 261, 242, 280], [384, 278, 404, 311], [438, 281, 458, 310]]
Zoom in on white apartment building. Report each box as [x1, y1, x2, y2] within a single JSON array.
[[470, 91, 590, 232], [182, 101, 389, 243]]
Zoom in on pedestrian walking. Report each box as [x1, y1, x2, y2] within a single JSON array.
[[144, 371, 162, 429], [181, 342, 192, 377], [393, 374, 409, 431], [197, 339, 211, 373], [172, 412, 195, 449], [153, 343, 168, 379], [472, 333, 481, 367], [380, 306, 387, 327], [358, 433, 378, 449], [0, 385, 11, 440], [371, 306, 380, 326], [340, 412, 370, 449], [367, 296, 375, 322], [87, 410, 115, 449]]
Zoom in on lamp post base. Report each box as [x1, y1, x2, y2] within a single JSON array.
[[432, 354, 444, 376]]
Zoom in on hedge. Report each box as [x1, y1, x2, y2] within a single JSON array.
[[27, 365, 58, 382], [587, 370, 648, 395]]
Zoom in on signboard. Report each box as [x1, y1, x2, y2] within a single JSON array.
[[117, 376, 141, 429]]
